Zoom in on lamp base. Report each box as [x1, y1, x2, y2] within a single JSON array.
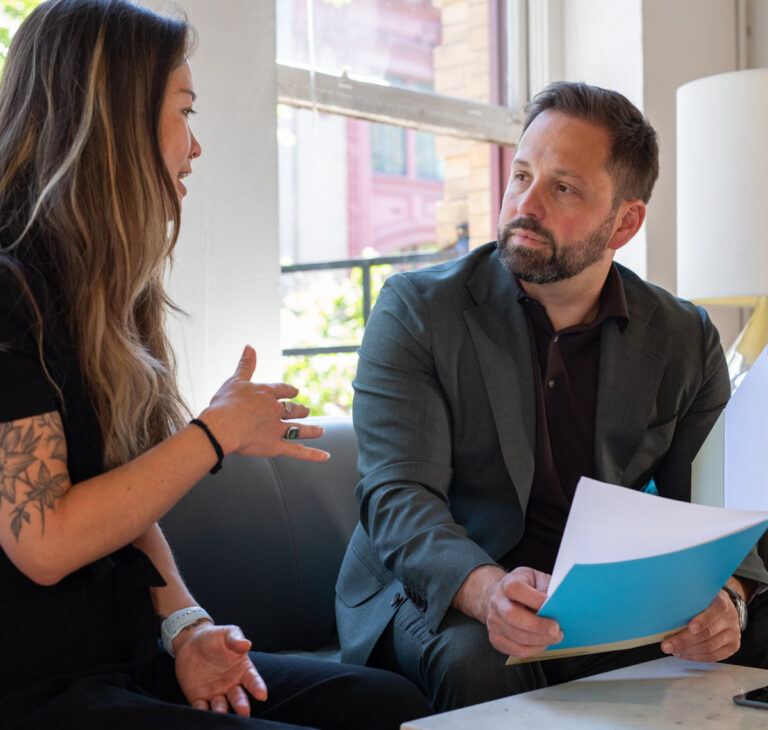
[[725, 296, 768, 391]]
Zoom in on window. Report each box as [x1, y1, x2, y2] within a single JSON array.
[[0, 0, 41, 71], [371, 123, 407, 175], [415, 130, 443, 180], [277, 0, 525, 415]]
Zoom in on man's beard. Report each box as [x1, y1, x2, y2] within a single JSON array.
[[497, 213, 615, 284]]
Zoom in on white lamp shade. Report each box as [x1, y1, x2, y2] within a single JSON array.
[[677, 69, 768, 304]]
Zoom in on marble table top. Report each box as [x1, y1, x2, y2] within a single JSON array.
[[402, 657, 768, 729]]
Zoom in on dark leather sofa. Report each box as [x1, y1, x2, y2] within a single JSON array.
[[161, 416, 359, 655]]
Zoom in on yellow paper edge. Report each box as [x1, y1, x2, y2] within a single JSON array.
[[505, 626, 685, 665]]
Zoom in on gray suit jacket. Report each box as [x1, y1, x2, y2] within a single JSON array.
[[335, 243, 768, 665]]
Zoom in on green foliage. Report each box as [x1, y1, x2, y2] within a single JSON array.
[[1, 0, 38, 25], [0, 0, 40, 72], [281, 262, 393, 416], [283, 352, 359, 417]]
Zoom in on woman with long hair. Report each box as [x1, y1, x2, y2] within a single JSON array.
[[0, 1, 431, 727]]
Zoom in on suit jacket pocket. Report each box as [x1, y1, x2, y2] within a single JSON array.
[[335, 545, 387, 608]]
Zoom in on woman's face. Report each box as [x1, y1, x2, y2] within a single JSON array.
[[158, 60, 201, 200]]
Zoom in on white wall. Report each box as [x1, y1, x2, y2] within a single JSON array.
[[748, 0, 768, 68], [559, 0, 647, 278], [550, 0, 742, 293], [560, 0, 644, 109], [147, 0, 282, 414], [642, 0, 738, 294], [544, 0, 746, 343]]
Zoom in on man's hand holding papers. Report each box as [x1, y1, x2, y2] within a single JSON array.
[[486, 567, 563, 659], [660, 578, 745, 662], [452, 564, 563, 659], [506, 478, 768, 665]]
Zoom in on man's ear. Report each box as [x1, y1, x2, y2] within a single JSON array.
[[607, 200, 646, 251]]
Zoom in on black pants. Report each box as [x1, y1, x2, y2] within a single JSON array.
[[3, 651, 432, 729]]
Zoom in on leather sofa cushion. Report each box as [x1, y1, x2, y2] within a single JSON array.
[[161, 416, 359, 652]]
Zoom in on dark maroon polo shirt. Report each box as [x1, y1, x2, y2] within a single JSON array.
[[501, 263, 629, 574]]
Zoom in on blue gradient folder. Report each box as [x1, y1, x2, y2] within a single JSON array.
[[507, 478, 768, 664]]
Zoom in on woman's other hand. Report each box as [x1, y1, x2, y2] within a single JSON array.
[[174, 623, 267, 715], [199, 345, 329, 462]]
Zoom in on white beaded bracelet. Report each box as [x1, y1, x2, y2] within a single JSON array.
[[160, 606, 213, 657]]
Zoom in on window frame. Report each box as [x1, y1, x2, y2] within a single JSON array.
[[276, 0, 536, 413], [276, 61, 522, 145]]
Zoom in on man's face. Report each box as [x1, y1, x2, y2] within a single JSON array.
[[497, 110, 620, 284]]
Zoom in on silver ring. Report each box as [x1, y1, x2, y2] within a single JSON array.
[[284, 401, 295, 415], [285, 425, 300, 440]]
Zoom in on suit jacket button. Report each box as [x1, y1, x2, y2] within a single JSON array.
[[404, 586, 428, 612]]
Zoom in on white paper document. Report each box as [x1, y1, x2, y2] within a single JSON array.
[[548, 477, 768, 597], [507, 478, 768, 664]]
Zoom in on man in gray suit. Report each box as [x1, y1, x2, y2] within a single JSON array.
[[335, 81, 768, 712]]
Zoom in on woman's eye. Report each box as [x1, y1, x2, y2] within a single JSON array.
[[183, 108, 197, 117]]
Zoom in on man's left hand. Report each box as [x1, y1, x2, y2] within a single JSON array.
[[175, 623, 267, 715], [660, 588, 741, 662]]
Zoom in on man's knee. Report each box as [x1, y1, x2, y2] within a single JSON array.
[[388, 604, 545, 712], [426, 632, 543, 711]]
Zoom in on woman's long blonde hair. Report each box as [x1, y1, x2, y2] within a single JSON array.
[[0, 0, 195, 467]]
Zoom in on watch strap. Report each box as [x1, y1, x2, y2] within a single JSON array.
[[161, 606, 213, 657], [722, 584, 748, 632]]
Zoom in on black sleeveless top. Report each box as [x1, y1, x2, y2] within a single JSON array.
[[0, 261, 164, 697]]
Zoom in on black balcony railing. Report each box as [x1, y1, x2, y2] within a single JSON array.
[[281, 245, 463, 358]]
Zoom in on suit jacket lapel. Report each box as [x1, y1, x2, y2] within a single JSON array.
[[594, 276, 671, 485], [464, 255, 536, 511], [460, 256, 669, 503]]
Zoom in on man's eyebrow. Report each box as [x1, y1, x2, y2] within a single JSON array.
[[513, 158, 586, 182], [179, 88, 197, 102], [552, 167, 585, 181]]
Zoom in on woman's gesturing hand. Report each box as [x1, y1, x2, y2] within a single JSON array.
[[175, 623, 267, 716], [199, 345, 329, 462]]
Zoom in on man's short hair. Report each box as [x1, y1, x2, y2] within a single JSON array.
[[521, 81, 659, 204]]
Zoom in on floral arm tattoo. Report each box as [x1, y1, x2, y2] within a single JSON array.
[[0, 413, 68, 540]]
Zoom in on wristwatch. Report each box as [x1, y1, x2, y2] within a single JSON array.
[[722, 585, 748, 632]]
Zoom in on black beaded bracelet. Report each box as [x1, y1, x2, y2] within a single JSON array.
[[190, 418, 224, 474]]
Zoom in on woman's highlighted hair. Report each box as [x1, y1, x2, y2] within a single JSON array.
[[0, 0, 196, 467]]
